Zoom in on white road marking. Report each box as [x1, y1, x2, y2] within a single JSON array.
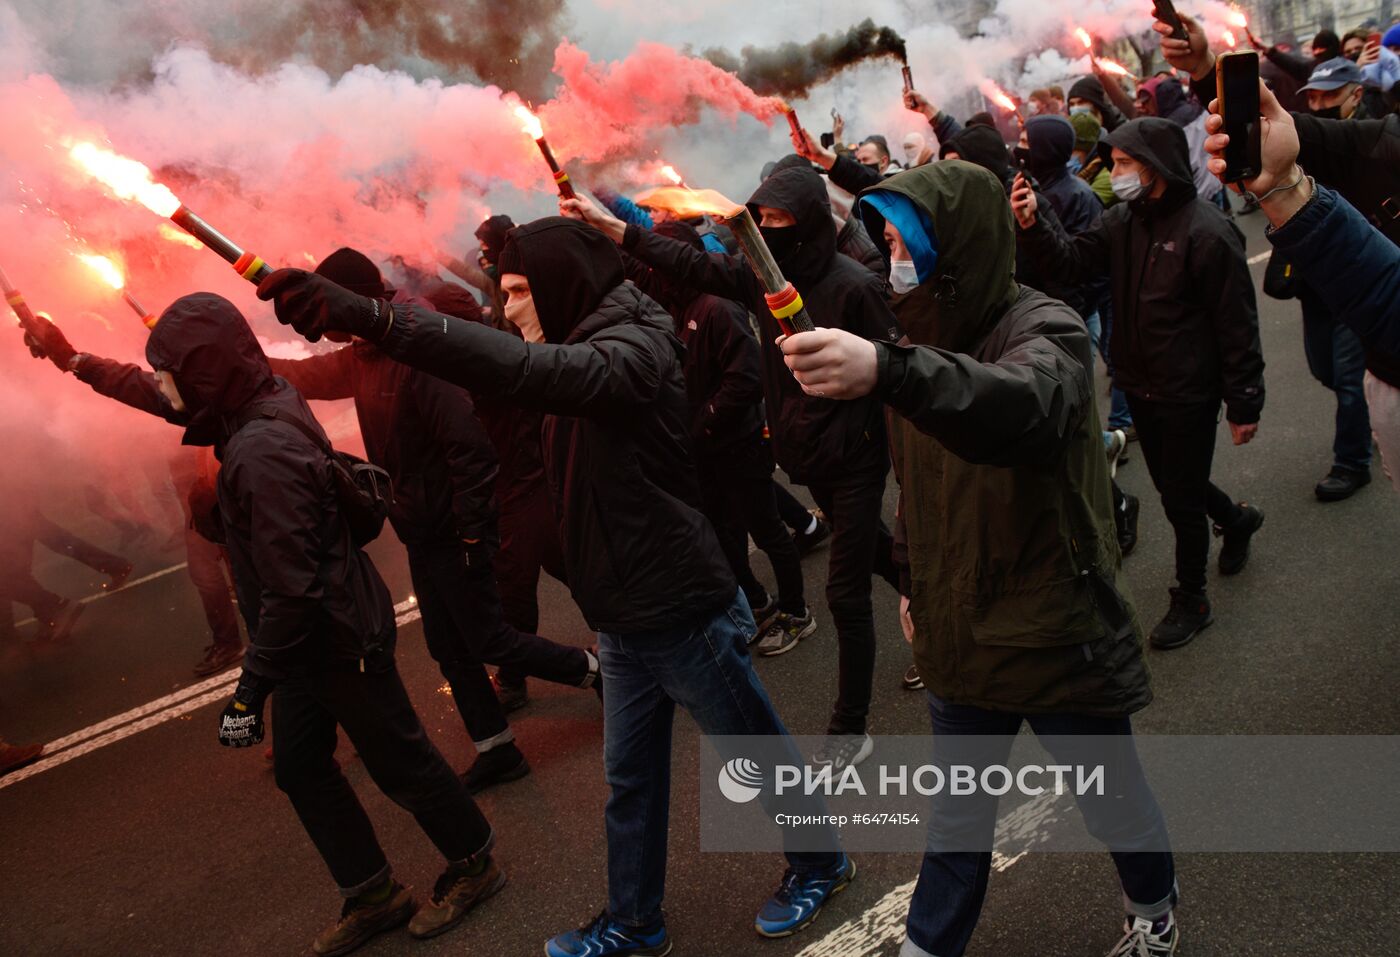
[[13, 562, 190, 628], [1247, 251, 1271, 265], [793, 791, 1065, 957], [0, 598, 422, 792]]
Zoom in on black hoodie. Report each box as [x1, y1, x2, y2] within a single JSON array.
[[621, 164, 901, 486], [1018, 118, 1265, 423], [1067, 76, 1128, 132], [374, 220, 736, 634], [110, 294, 396, 680]]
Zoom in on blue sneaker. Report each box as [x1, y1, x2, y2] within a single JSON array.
[[545, 909, 672, 956], [754, 854, 856, 938]]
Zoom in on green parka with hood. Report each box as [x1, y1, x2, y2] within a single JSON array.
[[861, 162, 1152, 717]]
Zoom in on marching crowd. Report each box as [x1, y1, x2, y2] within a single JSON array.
[[5, 9, 1400, 957]]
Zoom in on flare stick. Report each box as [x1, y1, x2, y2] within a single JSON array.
[[533, 136, 577, 200], [169, 207, 273, 284], [122, 289, 158, 329], [0, 264, 43, 336], [724, 209, 816, 335]]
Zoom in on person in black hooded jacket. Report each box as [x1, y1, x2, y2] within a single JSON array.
[[628, 219, 811, 648], [566, 164, 903, 770], [1014, 117, 1266, 651], [23, 294, 503, 954], [269, 248, 598, 796], [257, 218, 854, 954]]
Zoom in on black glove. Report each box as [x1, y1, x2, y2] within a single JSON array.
[[217, 675, 269, 748], [256, 269, 391, 345], [461, 536, 492, 571], [24, 316, 77, 372]]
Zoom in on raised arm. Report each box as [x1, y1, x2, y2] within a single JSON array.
[[267, 348, 356, 401]]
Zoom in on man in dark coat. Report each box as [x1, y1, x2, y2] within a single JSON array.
[[631, 220, 811, 649], [778, 160, 1176, 957], [567, 165, 903, 770], [1068, 75, 1130, 132], [23, 295, 503, 953], [270, 248, 598, 795], [257, 218, 854, 955], [1014, 118, 1266, 650]]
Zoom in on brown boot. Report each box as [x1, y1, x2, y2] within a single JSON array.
[[311, 882, 416, 956], [0, 740, 44, 776], [407, 856, 506, 940]]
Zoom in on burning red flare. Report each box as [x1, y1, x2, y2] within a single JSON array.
[[1075, 27, 1093, 50], [514, 104, 545, 140], [69, 142, 181, 217], [1223, 30, 1238, 49], [77, 253, 124, 290], [979, 80, 1018, 114], [660, 165, 684, 187], [1227, 10, 1248, 29], [1097, 58, 1132, 77]]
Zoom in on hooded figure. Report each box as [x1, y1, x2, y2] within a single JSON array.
[[942, 123, 1088, 315], [144, 293, 396, 678], [1017, 117, 1265, 646], [1024, 114, 1104, 236], [618, 163, 904, 749], [1135, 77, 1217, 199], [764, 154, 885, 278], [838, 160, 1174, 957]]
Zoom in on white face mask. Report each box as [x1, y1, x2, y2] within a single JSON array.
[[889, 259, 920, 294], [1110, 171, 1149, 202]]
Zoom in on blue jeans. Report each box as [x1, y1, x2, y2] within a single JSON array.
[[1301, 293, 1372, 472], [1090, 298, 1133, 431], [901, 695, 1176, 957], [598, 590, 841, 927]]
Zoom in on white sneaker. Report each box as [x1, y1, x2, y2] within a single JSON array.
[[1106, 429, 1127, 478], [811, 733, 873, 772], [1105, 912, 1179, 956]]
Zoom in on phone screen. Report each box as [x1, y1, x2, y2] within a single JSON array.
[[1217, 52, 1262, 182]]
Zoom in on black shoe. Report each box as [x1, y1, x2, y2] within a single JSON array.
[[1215, 503, 1264, 575], [462, 743, 531, 794], [1150, 588, 1213, 650], [1314, 466, 1371, 502], [103, 560, 134, 591], [901, 663, 924, 691], [1117, 493, 1140, 558], [193, 641, 244, 677], [793, 517, 832, 556], [490, 672, 529, 713]]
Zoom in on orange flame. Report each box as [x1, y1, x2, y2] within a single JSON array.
[[1223, 30, 1238, 48], [1098, 58, 1132, 77], [979, 80, 1017, 113], [77, 253, 124, 291], [157, 222, 203, 249], [1075, 27, 1093, 50], [660, 164, 684, 186], [69, 142, 181, 218], [1227, 10, 1248, 28], [633, 185, 744, 221], [513, 104, 544, 140]]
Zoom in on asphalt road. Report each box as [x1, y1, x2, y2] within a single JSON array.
[[2, 206, 1397, 957]]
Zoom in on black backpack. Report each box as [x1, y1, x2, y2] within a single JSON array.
[[198, 405, 393, 548]]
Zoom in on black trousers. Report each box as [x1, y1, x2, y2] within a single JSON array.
[[1126, 396, 1244, 594], [407, 539, 587, 748], [271, 661, 494, 896], [808, 476, 901, 736], [0, 515, 125, 640], [774, 480, 815, 532], [699, 441, 806, 616], [494, 482, 567, 688]]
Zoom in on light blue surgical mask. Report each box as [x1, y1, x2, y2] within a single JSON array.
[[1069, 105, 1094, 117], [1067, 155, 1084, 175], [1110, 171, 1148, 202], [889, 259, 920, 294]]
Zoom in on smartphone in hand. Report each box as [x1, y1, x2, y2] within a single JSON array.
[[1152, 0, 1189, 42], [1216, 51, 1262, 182]]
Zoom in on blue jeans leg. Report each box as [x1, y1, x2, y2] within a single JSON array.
[[1303, 296, 1372, 471], [599, 592, 840, 926]]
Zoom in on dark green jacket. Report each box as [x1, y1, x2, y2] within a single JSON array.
[[860, 162, 1152, 717]]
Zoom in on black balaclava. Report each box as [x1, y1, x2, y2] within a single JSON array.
[[496, 217, 626, 344], [474, 215, 515, 267], [314, 247, 386, 297]]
